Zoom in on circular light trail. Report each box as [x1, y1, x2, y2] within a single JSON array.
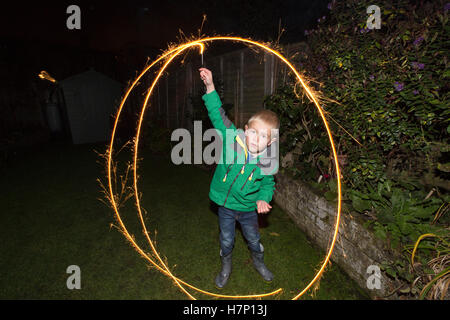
[[106, 36, 342, 300]]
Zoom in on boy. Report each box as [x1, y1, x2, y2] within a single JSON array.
[[199, 67, 279, 288]]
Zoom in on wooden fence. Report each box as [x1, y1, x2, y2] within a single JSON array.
[[147, 41, 308, 131]]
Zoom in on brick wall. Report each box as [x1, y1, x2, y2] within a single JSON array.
[[273, 171, 403, 299]]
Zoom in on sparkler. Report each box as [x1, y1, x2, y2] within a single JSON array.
[[105, 36, 343, 300], [38, 70, 57, 83]]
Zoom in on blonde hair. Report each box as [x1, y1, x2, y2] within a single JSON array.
[[247, 109, 280, 130]]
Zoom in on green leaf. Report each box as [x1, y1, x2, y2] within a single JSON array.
[[397, 215, 414, 235], [377, 209, 395, 224], [391, 188, 405, 211], [399, 287, 411, 294], [324, 191, 338, 201], [444, 69, 450, 78], [429, 99, 440, 105], [437, 162, 450, 173], [409, 204, 441, 219], [386, 267, 397, 278], [350, 193, 372, 212], [374, 227, 387, 239]]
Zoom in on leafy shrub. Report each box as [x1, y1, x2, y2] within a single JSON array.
[[265, 0, 449, 298]]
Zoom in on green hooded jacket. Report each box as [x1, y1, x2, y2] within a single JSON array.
[[202, 90, 278, 211]]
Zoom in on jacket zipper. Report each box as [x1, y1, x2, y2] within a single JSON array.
[[223, 146, 247, 206], [222, 163, 234, 182], [223, 154, 239, 182], [240, 168, 256, 190], [223, 171, 241, 207]]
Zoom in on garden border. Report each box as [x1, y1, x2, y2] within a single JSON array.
[[273, 171, 405, 299]]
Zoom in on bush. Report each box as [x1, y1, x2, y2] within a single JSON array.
[[268, 0, 449, 192], [265, 0, 449, 298]]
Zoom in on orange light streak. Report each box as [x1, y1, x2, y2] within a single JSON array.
[[38, 70, 57, 83]]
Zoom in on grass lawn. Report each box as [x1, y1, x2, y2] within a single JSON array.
[[0, 142, 369, 300]]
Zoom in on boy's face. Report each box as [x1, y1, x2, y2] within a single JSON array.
[[244, 119, 276, 154]]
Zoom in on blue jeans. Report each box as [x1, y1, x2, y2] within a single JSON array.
[[218, 206, 263, 256]]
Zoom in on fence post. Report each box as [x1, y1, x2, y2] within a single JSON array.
[[157, 83, 161, 116], [165, 76, 169, 129], [186, 63, 193, 133], [234, 69, 239, 127], [239, 51, 244, 127], [264, 51, 275, 108], [220, 56, 223, 79], [175, 71, 179, 128]]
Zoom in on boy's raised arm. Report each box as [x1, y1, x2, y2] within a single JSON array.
[[199, 68, 237, 136]]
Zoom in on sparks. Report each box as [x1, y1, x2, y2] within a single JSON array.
[[105, 36, 343, 300], [38, 70, 57, 83]]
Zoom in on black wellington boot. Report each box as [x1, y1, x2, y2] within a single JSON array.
[[251, 250, 274, 282], [215, 251, 232, 289]]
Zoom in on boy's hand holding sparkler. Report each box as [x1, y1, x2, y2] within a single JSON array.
[[199, 68, 215, 94]]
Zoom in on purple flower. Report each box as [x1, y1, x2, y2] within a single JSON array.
[[369, 75, 375, 81], [413, 36, 424, 46], [413, 90, 419, 95], [394, 82, 404, 92], [445, 3, 450, 11], [304, 30, 309, 36], [317, 65, 324, 73], [411, 62, 425, 70], [328, 2, 333, 10], [359, 27, 370, 33]]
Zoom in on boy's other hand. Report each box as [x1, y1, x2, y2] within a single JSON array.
[[199, 67, 215, 93], [256, 200, 272, 214]]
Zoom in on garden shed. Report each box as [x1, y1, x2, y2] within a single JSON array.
[[60, 68, 122, 144]]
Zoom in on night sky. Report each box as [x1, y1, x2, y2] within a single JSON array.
[[0, 0, 331, 116], [1, 0, 329, 56], [0, 0, 331, 142]]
